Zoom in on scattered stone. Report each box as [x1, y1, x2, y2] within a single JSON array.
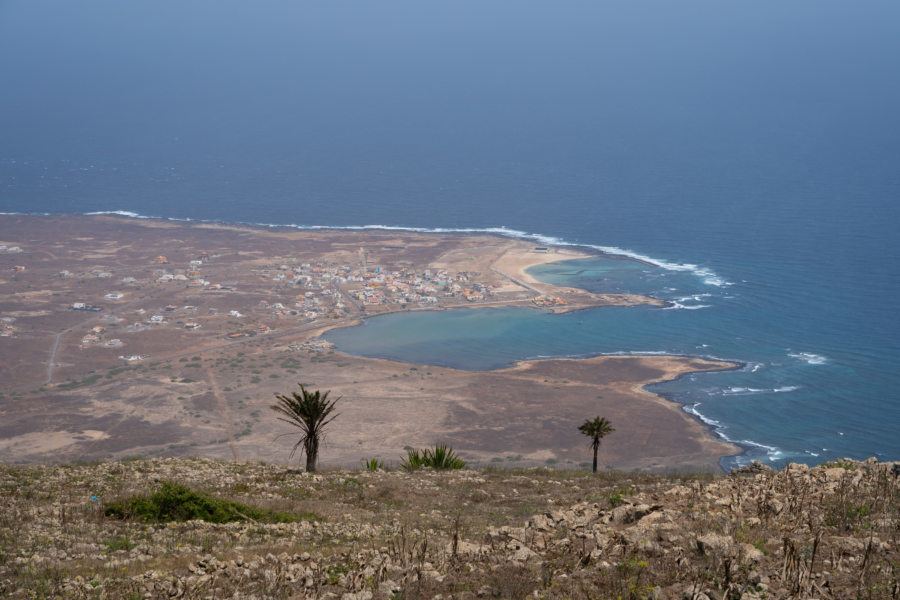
[[1, 456, 897, 600], [731, 460, 774, 475]]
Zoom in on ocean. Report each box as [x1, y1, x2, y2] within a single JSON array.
[[1, 2, 899, 469]]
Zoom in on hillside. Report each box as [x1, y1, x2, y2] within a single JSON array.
[[1, 457, 898, 599]]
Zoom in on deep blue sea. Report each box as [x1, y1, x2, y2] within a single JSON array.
[[2, 2, 899, 469]]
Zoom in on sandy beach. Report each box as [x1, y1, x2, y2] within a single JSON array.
[[492, 245, 593, 284]]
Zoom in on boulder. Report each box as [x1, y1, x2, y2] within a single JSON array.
[[731, 460, 774, 475], [696, 534, 733, 556]]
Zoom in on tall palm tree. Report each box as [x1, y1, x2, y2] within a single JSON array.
[[578, 416, 615, 473], [271, 384, 339, 473]]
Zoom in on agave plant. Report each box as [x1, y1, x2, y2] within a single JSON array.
[[400, 448, 426, 471], [425, 444, 465, 469], [361, 457, 384, 472], [401, 444, 465, 470]]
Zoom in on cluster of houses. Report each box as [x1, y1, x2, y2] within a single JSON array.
[[36, 249, 529, 363], [2, 243, 24, 274], [70, 302, 103, 312], [532, 295, 568, 308], [288, 338, 335, 353], [65, 253, 507, 346], [338, 266, 493, 307], [257, 260, 499, 309], [1, 317, 16, 338], [80, 324, 123, 348], [151, 253, 232, 290]]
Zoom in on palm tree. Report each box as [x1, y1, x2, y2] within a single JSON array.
[[271, 384, 339, 473], [578, 416, 615, 473]]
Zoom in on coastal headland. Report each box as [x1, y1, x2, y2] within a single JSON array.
[[0, 214, 738, 470]]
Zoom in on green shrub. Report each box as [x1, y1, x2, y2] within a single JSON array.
[[606, 486, 635, 508], [105, 535, 135, 553], [400, 448, 426, 471], [401, 444, 465, 471], [427, 444, 465, 469], [104, 481, 309, 524], [822, 460, 857, 471], [362, 458, 384, 471]]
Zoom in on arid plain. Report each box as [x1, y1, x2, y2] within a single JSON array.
[[0, 215, 738, 471]]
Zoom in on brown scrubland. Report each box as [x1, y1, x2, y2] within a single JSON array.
[[1, 456, 898, 599]]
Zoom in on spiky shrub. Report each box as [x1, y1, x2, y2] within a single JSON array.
[[400, 448, 426, 471], [426, 444, 466, 469], [362, 458, 384, 471], [401, 444, 465, 470]]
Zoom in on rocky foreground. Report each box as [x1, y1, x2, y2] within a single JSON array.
[[1, 457, 898, 599]]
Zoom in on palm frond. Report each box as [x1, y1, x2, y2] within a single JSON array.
[[270, 383, 340, 470]]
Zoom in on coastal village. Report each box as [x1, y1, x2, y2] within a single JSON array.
[[59, 249, 561, 356], [3, 224, 589, 373], [0, 215, 692, 473]]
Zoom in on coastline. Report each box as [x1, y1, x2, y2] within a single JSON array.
[[0, 213, 735, 471]]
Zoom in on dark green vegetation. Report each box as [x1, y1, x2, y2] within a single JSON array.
[[271, 384, 340, 473], [104, 481, 303, 524], [361, 457, 384, 471], [400, 444, 466, 470], [578, 415, 615, 473]]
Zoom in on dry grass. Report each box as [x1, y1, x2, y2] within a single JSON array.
[[1, 458, 898, 599]]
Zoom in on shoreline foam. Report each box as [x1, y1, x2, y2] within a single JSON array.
[[9, 208, 729, 288]]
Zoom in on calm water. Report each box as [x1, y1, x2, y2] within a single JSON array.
[[2, 2, 899, 468]]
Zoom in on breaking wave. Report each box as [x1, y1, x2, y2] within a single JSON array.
[[788, 352, 828, 365], [684, 402, 784, 465], [85, 210, 151, 218], [664, 302, 711, 310], [720, 385, 800, 396]]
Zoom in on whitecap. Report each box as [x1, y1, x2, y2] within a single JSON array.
[[788, 352, 828, 365], [525, 352, 592, 361], [773, 386, 800, 393], [683, 404, 785, 463], [663, 302, 711, 310], [722, 385, 799, 396], [85, 210, 149, 219], [703, 276, 732, 287], [723, 387, 765, 395], [683, 403, 721, 427]]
